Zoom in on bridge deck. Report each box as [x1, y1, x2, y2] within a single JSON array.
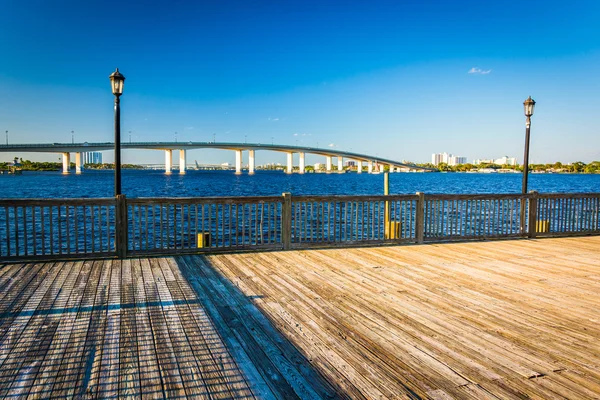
[[0, 237, 599, 398]]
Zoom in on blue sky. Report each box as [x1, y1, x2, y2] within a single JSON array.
[[1, 0, 599, 165]]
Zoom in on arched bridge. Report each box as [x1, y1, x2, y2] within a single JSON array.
[[0, 142, 434, 174]]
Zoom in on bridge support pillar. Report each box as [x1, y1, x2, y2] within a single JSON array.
[[368, 161, 373, 174], [389, 164, 394, 173], [248, 150, 255, 174], [165, 150, 172, 174], [62, 153, 70, 174], [75, 152, 83, 174], [299, 152, 305, 174], [235, 150, 242, 175], [286, 153, 293, 174], [179, 149, 186, 174], [337, 156, 343, 173], [357, 160, 363, 173], [326, 156, 332, 173]]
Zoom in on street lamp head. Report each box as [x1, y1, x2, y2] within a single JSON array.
[[109, 68, 126, 96], [523, 96, 535, 117]]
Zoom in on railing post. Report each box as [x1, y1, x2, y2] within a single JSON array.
[[282, 192, 292, 250], [528, 191, 538, 239], [416, 192, 425, 244], [116, 194, 128, 258]]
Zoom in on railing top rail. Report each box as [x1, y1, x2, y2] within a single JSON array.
[[424, 193, 530, 200], [126, 195, 284, 205], [292, 194, 419, 202], [536, 192, 600, 199], [0, 198, 116, 206]]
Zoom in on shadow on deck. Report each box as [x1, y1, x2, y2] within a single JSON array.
[[1, 236, 600, 399]]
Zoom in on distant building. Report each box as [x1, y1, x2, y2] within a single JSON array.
[[473, 158, 494, 165], [494, 156, 517, 166], [314, 162, 324, 170], [432, 153, 448, 165], [473, 156, 517, 166], [432, 152, 466, 166], [83, 151, 102, 164], [448, 156, 467, 166], [344, 160, 356, 167]]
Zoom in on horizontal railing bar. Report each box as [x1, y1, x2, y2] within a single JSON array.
[[292, 194, 419, 202], [536, 193, 600, 199], [126, 196, 283, 205], [0, 198, 116, 206], [424, 193, 529, 200]]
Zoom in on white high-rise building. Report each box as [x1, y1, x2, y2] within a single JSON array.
[[432, 152, 466, 166], [448, 156, 467, 166], [432, 152, 450, 165]]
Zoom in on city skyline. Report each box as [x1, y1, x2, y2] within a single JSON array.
[[1, 1, 599, 165]]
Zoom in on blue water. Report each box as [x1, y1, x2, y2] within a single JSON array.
[[0, 170, 599, 198]]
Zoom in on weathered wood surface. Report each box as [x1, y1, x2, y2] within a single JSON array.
[[0, 255, 339, 398], [1, 236, 599, 399], [200, 236, 600, 399]]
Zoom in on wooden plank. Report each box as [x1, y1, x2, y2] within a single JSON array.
[[0, 262, 64, 365], [4, 261, 83, 398], [48, 259, 105, 398], [95, 259, 122, 398], [131, 258, 165, 399], [118, 258, 141, 398], [26, 260, 93, 399], [149, 257, 211, 398], [139, 257, 186, 398], [163, 257, 258, 399], [0, 261, 71, 397], [177, 255, 297, 399]]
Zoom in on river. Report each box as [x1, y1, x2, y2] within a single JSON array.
[[0, 170, 599, 198]]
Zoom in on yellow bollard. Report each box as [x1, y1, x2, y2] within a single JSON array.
[[197, 232, 211, 248], [384, 221, 402, 239], [536, 220, 550, 233]]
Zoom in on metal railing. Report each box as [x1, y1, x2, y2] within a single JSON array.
[[290, 195, 419, 247], [127, 196, 283, 255], [423, 194, 527, 241], [0, 198, 116, 259], [533, 193, 600, 237], [1, 192, 599, 261]]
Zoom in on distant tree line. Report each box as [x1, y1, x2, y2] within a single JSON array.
[[412, 161, 600, 173], [0, 159, 145, 171]]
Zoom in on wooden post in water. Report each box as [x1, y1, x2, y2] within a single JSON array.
[[416, 192, 425, 244], [282, 192, 292, 250], [116, 194, 128, 258]]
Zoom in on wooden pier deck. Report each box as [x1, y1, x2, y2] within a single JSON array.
[[0, 236, 599, 399]]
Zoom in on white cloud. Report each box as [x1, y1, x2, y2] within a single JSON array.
[[293, 133, 299, 136], [185, 126, 194, 130], [468, 67, 492, 75], [328, 143, 335, 148], [268, 117, 280, 121]]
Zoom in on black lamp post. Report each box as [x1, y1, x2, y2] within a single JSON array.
[[521, 96, 536, 194], [109, 68, 125, 196]]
